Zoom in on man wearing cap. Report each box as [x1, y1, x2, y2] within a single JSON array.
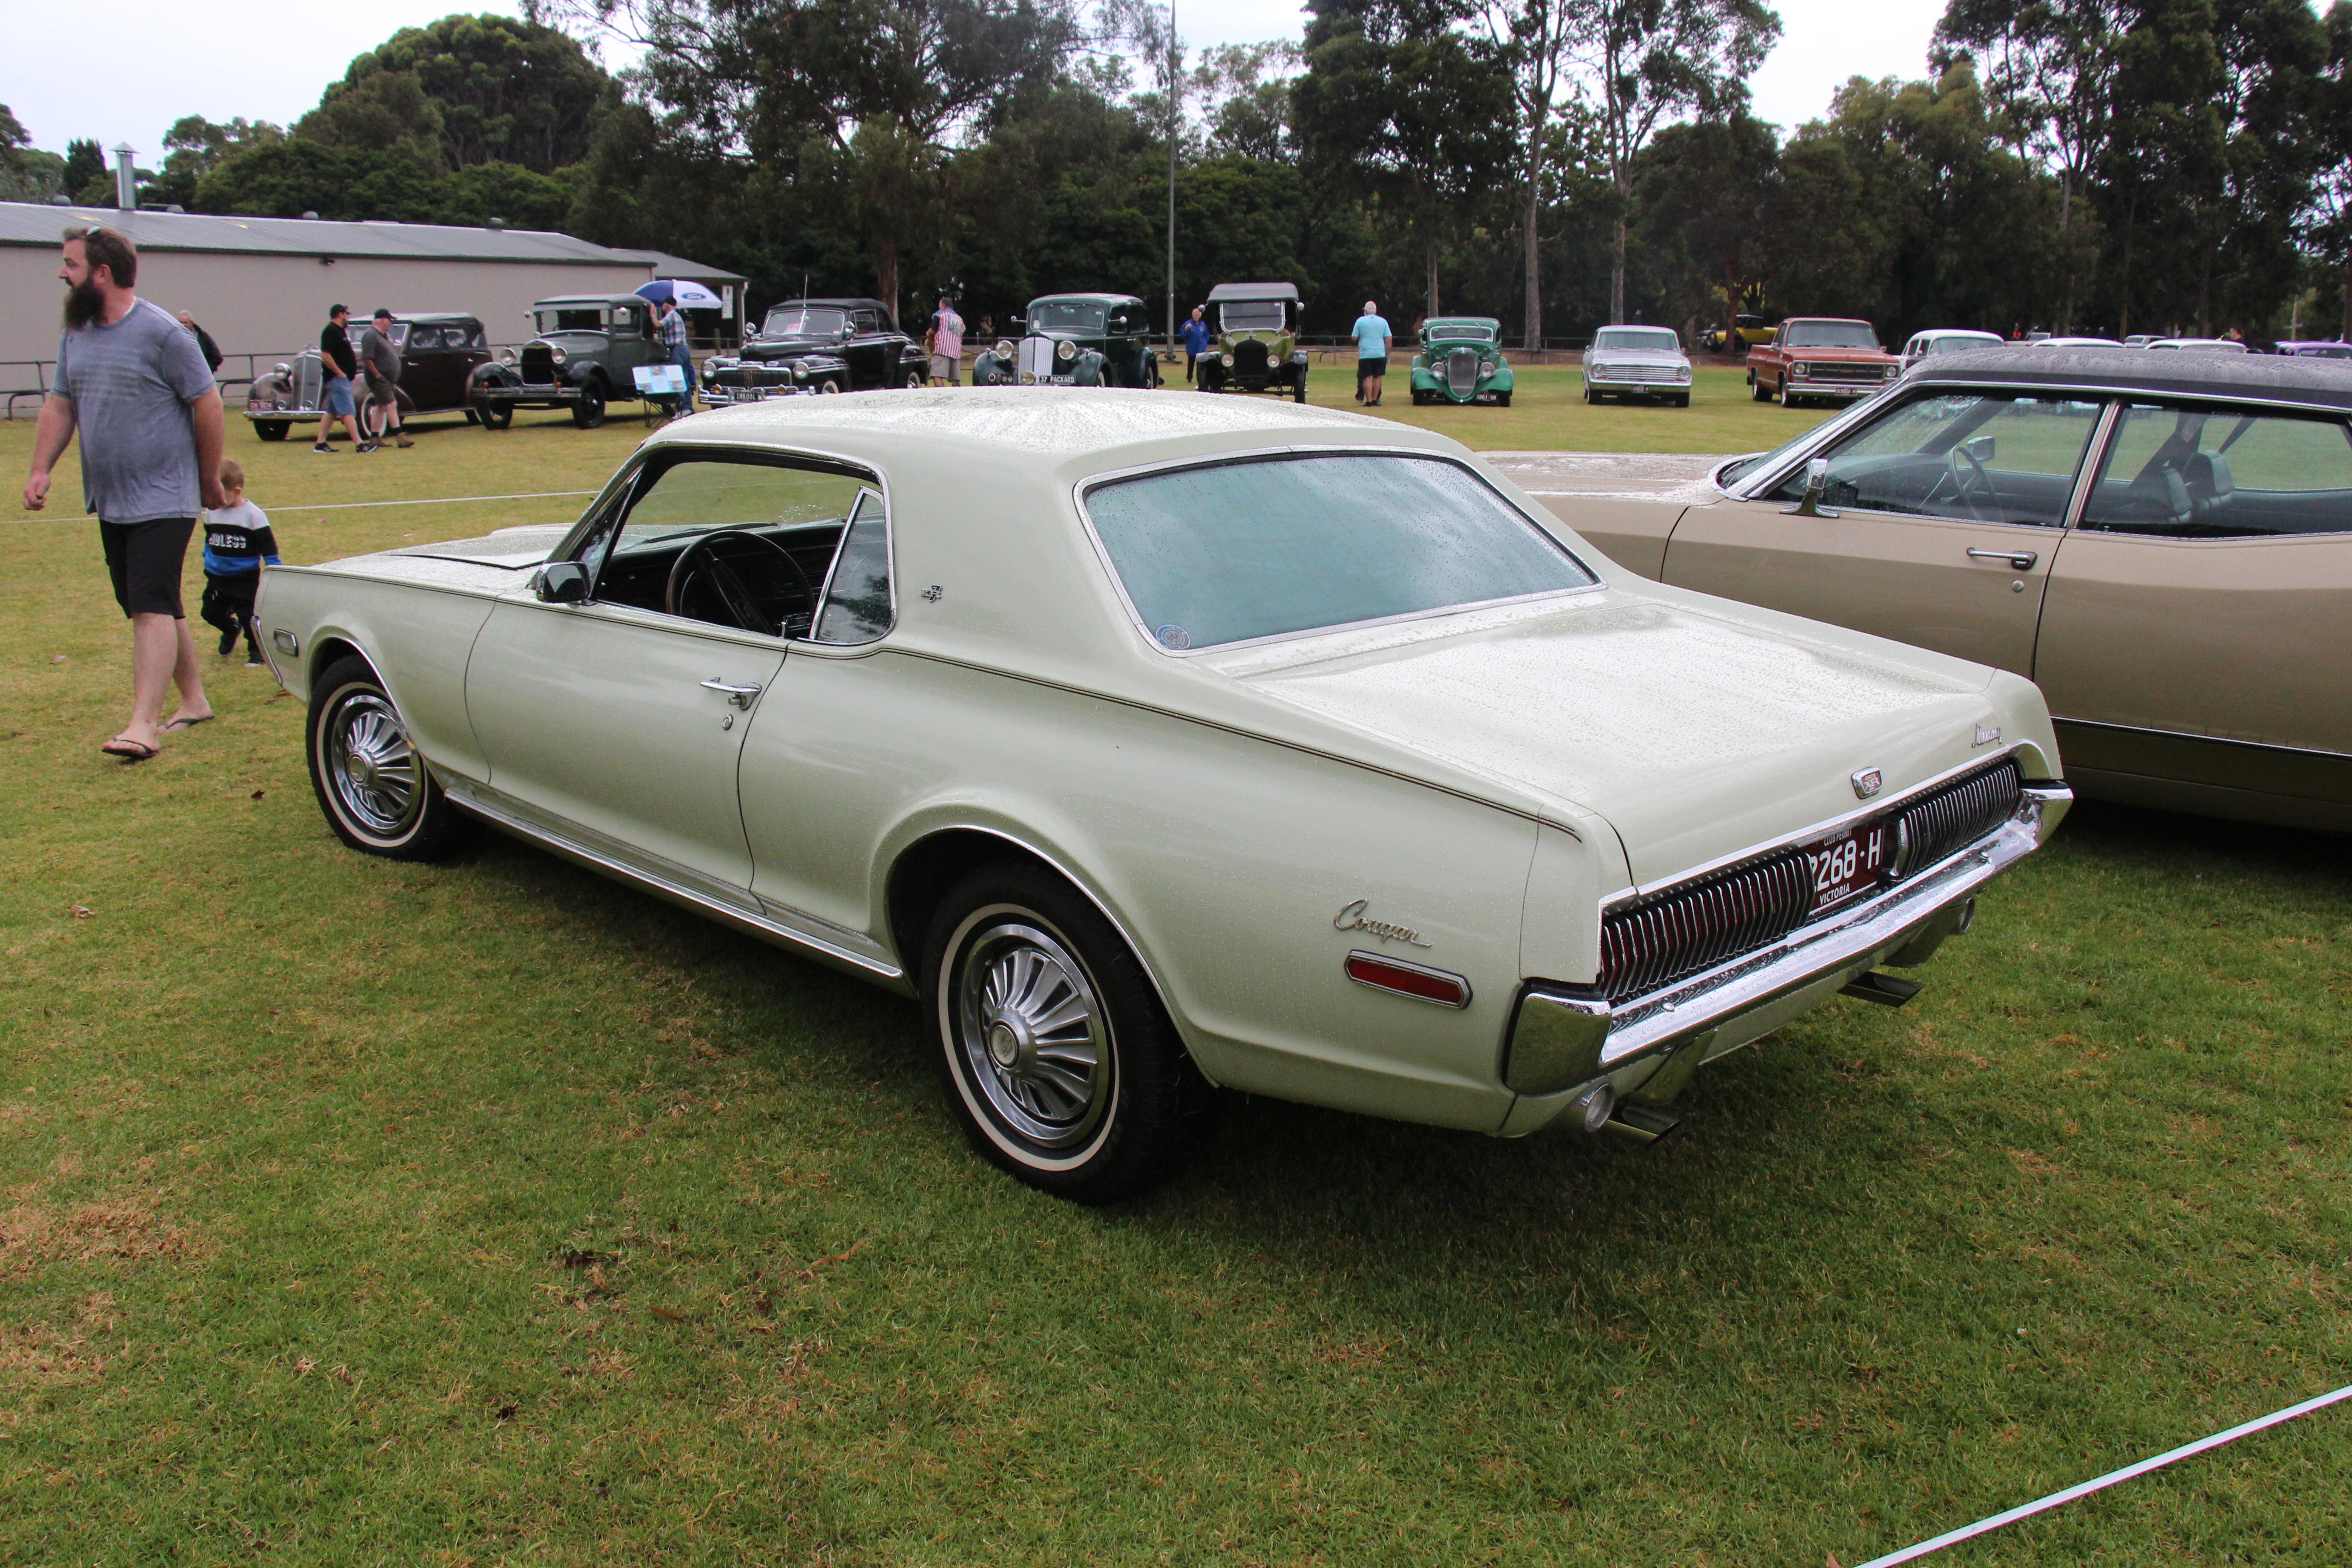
[[658, 298, 696, 411], [1352, 299, 1393, 407], [315, 304, 371, 453], [360, 309, 412, 448]]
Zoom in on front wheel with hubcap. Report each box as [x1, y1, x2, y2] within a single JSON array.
[[923, 862, 1215, 1203], [474, 397, 513, 429], [306, 655, 477, 861]]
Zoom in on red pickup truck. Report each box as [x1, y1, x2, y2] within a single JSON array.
[[1746, 318, 1901, 407]]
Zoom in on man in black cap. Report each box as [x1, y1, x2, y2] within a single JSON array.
[[360, 309, 412, 448]]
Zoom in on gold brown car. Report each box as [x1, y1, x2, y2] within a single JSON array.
[[1531, 346, 2352, 831]]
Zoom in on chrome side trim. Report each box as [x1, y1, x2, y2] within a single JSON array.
[[1509, 784, 2070, 1097], [2054, 716, 2352, 765], [442, 778, 908, 989]]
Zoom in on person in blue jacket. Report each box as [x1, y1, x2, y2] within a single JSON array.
[[1180, 306, 1210, 387]]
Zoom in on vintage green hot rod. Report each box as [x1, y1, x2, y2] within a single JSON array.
[[1409, 318, 1514, 407]]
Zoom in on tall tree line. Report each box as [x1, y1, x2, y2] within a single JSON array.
[[19, 0, 2352, 342]]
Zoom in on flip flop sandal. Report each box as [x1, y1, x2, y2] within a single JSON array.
[[160, 714, 215, 732], [101, 737, 159, 761]]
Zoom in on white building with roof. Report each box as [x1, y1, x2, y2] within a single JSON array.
[[0, 198, 745, 377]]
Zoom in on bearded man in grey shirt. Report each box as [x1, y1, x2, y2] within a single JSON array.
[[21, 225, 227, 760]]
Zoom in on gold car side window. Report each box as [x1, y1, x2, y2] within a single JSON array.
[[1767, 393, 2104, 527], [2081, 403, 2352, 539]]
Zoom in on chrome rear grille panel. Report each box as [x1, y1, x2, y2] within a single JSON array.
[[1897, 760, 2022, 876], [1599, 757, 2025, 1006], [1600, 850, 1814, 1005]]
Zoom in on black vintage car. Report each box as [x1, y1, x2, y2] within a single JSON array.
[[245, 311, 491, 441], [974, 293, 1160, 387], [469, 294, 667, 429], [701, 299, 929, 402]]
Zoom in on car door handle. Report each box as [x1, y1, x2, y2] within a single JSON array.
[[699, 678, 763, 709], [1965, 547, 2038, 570]]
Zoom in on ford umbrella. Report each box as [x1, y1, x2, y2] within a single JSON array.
[[635, 279, 725, 309]]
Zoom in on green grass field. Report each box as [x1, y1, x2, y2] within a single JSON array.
[[2, 384, 2348, 1565]]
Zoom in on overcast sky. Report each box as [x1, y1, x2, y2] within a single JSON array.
[[5, 0, 1950, 161]]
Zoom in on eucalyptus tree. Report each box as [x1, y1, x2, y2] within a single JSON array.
[[1572, 0, 1779, 325], [1935, 0, 2126, 330], [550, 0, 1083, 316], [1479, 0, 1577, 348], [2308, 1, 2352, 336], [1294, 0, 1514, 323], [1632, 112, 1778, 342]]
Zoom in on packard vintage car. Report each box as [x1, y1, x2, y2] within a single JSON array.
[[245, 312, 492, 441], [254, 390, 2068, 1201], [1518, 345, 2352, 831], [1580, 325, 1691, 407], [1410, 318, 1514, 406], [1196, 282, 1309, 401], [469, 294, 668, 429], [977, 294, 1161, 388], [701, 298, 929, 403]]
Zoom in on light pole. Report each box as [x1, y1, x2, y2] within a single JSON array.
[[1166, 0, 1178, 366]]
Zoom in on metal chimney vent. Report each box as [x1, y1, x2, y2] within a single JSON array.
[[112, 143, 137, 211]]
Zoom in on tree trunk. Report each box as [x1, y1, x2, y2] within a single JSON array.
[[1427, 240, 1440, 322], [2342, 253, 2350, 341], [2058, 171, 2075, 336], [876, 238, 899, 330], [2117, 190, 2136, 341], [1522, 98, 1547, 352], [1610, 181, 1629, 325]]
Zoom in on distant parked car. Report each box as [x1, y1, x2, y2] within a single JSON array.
[[1196, 282, 1308, 401], [2145, 338, 2250, 353], [2030, 336, 2123, 348], [2277, 340, 2352, 359], [1580, 324, 1690, 407], [1901, 329, 2004, 370], [2123, 335, 2159, 348], [1409, 317, 1514, 406], [1746, 318, 1901, 407], [999, 293, 1161, 387], [700, 298, 929, 404], [1700, 313, 1776, 354], [469, 294, 669, 429], [245, 311, 491, 441]]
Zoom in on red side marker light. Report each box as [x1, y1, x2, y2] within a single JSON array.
[[1344, 951, 1471, 1008]]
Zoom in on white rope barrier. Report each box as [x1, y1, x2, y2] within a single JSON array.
[[1847, 1382, 2352, 1568]]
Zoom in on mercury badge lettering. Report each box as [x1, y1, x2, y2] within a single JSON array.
[[1333, 899, 1431, 947], [1852, 768, 1884, 799]]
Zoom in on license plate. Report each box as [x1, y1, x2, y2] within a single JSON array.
[[1806, 818, 1895, 913]]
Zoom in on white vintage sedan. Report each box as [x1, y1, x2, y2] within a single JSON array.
[[256, 391, 2069, 1202]]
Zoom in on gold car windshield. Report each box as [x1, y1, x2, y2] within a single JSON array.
[[1084, 455, 1595, 651]]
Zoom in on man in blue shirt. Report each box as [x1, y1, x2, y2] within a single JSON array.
[[1179, 306, 1210, 386], [1352, 301, 1393, 406]]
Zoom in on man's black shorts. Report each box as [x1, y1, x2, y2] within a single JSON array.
[[1358, 355, 1387, 378], [99, 517, 194, 619]]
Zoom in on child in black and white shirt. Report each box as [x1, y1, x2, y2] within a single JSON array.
[[200, 459, 280, 665]]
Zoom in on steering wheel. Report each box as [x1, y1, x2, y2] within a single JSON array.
[[664, 529, 815, 636], [1945, 442, 1999, 521]]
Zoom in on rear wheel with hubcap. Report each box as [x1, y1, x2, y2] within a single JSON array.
[[306, 655, 476, 861], [922, 862, 1215, 1203]]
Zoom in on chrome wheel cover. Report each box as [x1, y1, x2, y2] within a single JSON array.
[[954, 918, 1111, 1150], [327, 691, 421, 838]]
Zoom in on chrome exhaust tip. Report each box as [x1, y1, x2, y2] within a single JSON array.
[[1602, 1100, 1683, 1144]]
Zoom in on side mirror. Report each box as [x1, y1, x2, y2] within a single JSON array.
[[534, 561, 590, 605], [1783, 456, 1840, 518]]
